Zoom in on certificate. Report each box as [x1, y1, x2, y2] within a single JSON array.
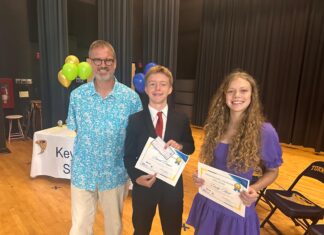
[[135, 137, 190, 186], [198, 162, 249, 217]]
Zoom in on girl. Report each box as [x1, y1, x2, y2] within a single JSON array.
[[187, 70, 283, 235]]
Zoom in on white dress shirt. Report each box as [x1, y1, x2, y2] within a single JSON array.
[[148, 105, 168, 139]]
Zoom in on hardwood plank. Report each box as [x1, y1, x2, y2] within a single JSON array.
[[0, 127, 323, 235]]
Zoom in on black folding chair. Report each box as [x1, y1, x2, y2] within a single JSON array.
[[306, 224, 324, 235], [260, 161, 324, 235]]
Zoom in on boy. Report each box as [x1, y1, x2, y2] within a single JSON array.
[[124, 65, 195, 235]]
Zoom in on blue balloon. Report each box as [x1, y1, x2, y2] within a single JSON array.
[[144, 62, 157, 75], [133, 73, 145, 93]]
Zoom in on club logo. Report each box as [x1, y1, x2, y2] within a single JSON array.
[[36, 140, 47, 154]]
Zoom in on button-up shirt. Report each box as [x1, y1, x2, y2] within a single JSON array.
[[67, 78, 142, 191]]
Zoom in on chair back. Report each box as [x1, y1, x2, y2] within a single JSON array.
[[288, 161, 324, 190]]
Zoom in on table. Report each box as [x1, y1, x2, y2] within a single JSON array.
[[30, 126, 76, 179]]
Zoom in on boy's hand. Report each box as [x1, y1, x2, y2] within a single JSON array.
[[135, 174, 157, 188], [165, 139, 183, 151]]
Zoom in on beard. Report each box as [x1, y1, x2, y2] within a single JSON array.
[[96, 73, 113, 81], [95, 67, 114, 81]]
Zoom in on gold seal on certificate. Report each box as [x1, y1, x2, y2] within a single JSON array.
[[135, 137, 190, 186], [198, 162, 250, 217]]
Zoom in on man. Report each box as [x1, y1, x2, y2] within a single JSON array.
[[67, 40, 142, 235], [124, 65, 195, 235]]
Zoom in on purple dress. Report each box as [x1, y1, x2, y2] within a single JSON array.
[[187, 123, 283, 235]]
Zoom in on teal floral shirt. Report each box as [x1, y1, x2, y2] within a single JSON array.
[[67, 78, 142, 191]]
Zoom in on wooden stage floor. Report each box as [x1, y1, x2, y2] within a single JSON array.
[[0, 126, 323, 234]]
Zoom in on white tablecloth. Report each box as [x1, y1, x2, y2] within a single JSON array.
[[30, 126, 75, 179]]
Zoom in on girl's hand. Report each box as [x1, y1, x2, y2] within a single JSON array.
[[192, 170, 205, 187], [239, 187, 259, 207]]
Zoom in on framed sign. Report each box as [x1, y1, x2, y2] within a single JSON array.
[[0, 78, 15, 109]]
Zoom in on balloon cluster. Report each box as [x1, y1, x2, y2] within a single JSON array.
[[57, 55, 93, 88], [133, 62, 157, 93]]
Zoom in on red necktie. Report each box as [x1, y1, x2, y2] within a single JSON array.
[[155, 111, 163, 138]]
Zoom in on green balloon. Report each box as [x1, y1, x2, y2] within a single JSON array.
[[78, 62, 92, 80], [62, 63, 78, 81]]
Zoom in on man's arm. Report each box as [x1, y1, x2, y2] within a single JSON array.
[[66, 92, 77, 131]]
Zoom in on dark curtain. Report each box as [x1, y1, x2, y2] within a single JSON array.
[[141, 0, 180, 107], [192, 0, 324, 151], [142, 0, 180, 75], [37, 0, 69, 128], [98, 0, 133, 86], [291, 0, 324, 152]]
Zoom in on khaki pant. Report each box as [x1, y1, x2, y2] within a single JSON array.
[[69, 183, 128, 235]]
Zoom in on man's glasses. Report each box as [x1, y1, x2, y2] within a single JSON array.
[[90, 58, 114, 66]]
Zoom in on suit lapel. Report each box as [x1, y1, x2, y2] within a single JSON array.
[[144, 107, 157, 138], [164, 109, 175, 141]]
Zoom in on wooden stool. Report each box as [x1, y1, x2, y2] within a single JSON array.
[[5, 115, 25, 143], [31, 100, 43, 131], [25, 100, 43, 137]]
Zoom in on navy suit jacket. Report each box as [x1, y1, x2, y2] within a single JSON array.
[[124, 107, 195, 184]]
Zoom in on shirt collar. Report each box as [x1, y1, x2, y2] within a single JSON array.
[[148, 104, 168, 119], [90, 76, 119, 97]]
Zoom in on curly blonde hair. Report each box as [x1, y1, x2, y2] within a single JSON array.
[[200, 70, 265, 173]]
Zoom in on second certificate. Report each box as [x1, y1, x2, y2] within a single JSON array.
[[198, 162, 250, 217]]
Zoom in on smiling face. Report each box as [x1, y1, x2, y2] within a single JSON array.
[[145, 72, 173, 108], [87, 46, 116, 82], [225, 77, 252, 116]]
